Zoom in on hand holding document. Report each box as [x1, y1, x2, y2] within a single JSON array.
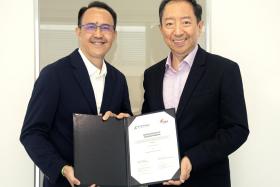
[[73, 109, 180, 186]]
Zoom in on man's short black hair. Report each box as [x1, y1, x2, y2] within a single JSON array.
[[159, 0, 202, 25], [78, 1, 117, 30]]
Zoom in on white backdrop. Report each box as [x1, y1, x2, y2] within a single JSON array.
[[1, 0, 280, 186], [0, 0, 35, 186], [210, 0, 280, 186]]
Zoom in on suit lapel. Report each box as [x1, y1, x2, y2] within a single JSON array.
[[176, 47, 207, 120], [155, 60, 166, 109], [70, 49, 98, 114], [100, 62, 113, 114]]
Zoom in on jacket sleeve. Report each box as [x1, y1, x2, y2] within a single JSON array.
[[185, 63, 249, 171], [141, 70, 151, 114], [20, 66, 68, 183], [121, 75, 133, 116]]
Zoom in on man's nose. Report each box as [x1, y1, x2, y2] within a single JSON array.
[[93, 27, 103, 37], [174, 24, 184, 35]]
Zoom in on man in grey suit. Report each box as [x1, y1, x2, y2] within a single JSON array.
[[142, 0, 249, 186], [20, 1, 131, 187]]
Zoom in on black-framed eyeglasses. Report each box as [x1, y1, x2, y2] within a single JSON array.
[[79, 23, 115, 33]]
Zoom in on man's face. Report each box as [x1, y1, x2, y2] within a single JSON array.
[[160, 1, 203, 58], [76, 7, 116, 61]]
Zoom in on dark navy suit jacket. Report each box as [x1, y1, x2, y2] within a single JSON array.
[[20, 49, 132, 187], [142, 46, 249, 187]]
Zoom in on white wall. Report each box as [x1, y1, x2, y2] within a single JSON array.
[[1, 0, 279, 186], [0, 0, 35, 186], [210, 0, 280, 186]]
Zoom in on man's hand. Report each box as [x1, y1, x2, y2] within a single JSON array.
[[63, 165, 98, 187], [62, 165, 80, 187], [102, 111, 130, 120], [163, 156, 192, 185]]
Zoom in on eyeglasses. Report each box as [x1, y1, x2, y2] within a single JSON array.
[[79, 23, 114, 33]]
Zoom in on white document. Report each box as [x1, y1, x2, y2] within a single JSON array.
[[128, 111, 180, 184]]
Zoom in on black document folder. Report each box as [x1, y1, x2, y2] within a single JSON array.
[[73, 109, 180, 186]]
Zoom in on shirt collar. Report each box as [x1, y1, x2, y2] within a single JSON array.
[[165, 45, 198, 69], [78, 48, 107, 78]]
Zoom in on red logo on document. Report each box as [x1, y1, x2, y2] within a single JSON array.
[[160, 118, 168, 124]]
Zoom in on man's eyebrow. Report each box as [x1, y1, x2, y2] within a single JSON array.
[[163, 17, 175, 21], [181, 16, 192, 19], [163, 16, 192, 20]]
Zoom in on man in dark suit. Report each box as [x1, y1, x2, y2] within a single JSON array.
[[20, 1, 132, 187], [142, 0, 249, 186]]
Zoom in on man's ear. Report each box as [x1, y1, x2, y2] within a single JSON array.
[[75, 27, 81, 37], [198, 20, 204, 34], [159, 24, 163, 34], [113, 29, 117, 41]]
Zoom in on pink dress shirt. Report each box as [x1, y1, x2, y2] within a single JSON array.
[[163, 45, 198, 111]]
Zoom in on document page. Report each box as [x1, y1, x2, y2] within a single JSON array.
[[128, 110, 180, 184]]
